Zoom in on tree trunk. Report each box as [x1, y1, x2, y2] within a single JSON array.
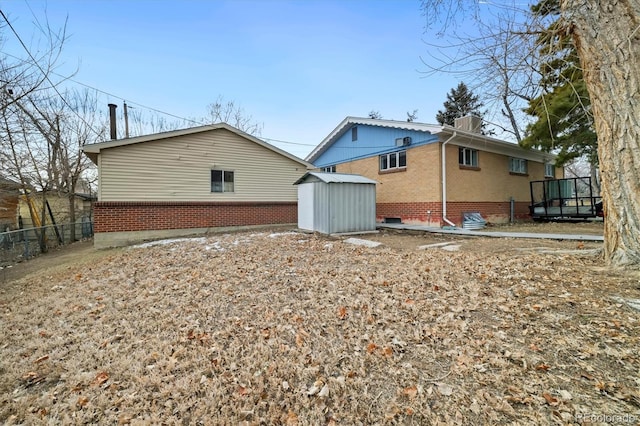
[[562, 0, 640, 266]]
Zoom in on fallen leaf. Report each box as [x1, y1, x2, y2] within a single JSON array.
[[437, 383, 454, 396], [381, 346, 393, 357], [366, 343, 378, 353], [536, 364, 550, 371], [34, 355, 49, 364], [542, 392, 558, 406], [77, 396, 89, 407], [338, 306, 348, 320], [91, 371, 109, 386], [403, 385, 418, 398], [285, 410, 299, 425]]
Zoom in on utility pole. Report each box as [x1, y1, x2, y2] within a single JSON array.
[[124, 101, 130, 138]]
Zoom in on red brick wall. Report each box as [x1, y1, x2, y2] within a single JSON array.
[[94, 201, 297, 233], [377, 201, 531, 226]]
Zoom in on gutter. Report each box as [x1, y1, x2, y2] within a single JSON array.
[[441, 131, 457, 227]]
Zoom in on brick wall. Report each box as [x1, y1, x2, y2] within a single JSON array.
[[94, 201, 297, 233], [377, 200, 531, 226]]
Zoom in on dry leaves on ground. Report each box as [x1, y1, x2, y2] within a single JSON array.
[[0, 229, 638, 425]]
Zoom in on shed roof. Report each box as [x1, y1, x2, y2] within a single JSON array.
[[293, 172, 377, 185]]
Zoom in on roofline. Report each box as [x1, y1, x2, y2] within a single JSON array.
[[83, 123, 313, 168], [306, 116, 443, 162], [306, 116, 555, 164], [440, 125, 556, 162]]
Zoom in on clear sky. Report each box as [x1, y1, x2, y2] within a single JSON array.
[[2, 0, 464, 159]]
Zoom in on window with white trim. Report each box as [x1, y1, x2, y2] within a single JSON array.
[[211, 169, 234, 192], [322, 165, 336, 173], [459, 147, 478, 167], [544, 163, 555, 177], [509, 157, 528, 174], [379, 150, 407, 171]]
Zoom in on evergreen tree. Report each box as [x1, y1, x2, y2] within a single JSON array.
[[521, 0, 597, 167], [435, 82, 485, 126]]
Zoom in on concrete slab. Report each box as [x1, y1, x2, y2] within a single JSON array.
[[378, 223, 603, 242]]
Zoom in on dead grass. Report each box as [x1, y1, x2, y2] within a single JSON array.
[[1, 229, 638, 425]]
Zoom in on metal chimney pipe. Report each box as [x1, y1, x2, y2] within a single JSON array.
[[108, 103, 118, 140]]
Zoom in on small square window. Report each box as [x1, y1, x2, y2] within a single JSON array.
[[459, 147, 478, 167], [545, 163, 555, 177], [211, 169, 234, 192], [509, 158, 527, 174]]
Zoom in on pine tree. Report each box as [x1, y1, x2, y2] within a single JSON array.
[[521, 0, 596, 167], [435, 82, 485, 126]]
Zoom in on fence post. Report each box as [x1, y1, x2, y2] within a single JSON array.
[[22, 229, 30, 260]]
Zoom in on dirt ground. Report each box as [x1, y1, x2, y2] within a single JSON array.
[[1, 223, 639, 425]]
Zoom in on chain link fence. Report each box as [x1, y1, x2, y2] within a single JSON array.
[[0, 218, 93, 268]]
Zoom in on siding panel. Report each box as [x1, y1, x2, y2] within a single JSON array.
[[99, 129, 307, 202]]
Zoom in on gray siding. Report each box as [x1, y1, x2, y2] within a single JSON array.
[[98, 128, 307, 202]]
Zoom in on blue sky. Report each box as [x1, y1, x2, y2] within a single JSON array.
[[2, 0, 465, 158]]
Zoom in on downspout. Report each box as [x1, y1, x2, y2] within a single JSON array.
[[441, 131, 457, 227]]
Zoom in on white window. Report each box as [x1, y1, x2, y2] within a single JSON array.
[[545, 163, 555, 177], [322, 165, 336, 173], [379, 150, 407, 171], [509, 157, 528, 174], [211, 170, 234, 192], [459, 147, 478, 167]]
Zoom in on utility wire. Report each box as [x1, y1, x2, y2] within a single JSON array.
[[0, 8, 104, 139]]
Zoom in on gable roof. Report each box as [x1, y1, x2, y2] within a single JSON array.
[[83, 123, 313, 168], [306, 116, 554, 164], [293, 171, 377, 185], [306, 116, 441, 163]]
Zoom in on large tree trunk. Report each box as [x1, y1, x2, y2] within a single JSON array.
[[562, 0, 640, 266]]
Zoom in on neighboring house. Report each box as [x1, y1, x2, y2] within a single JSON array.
[[18, 191, 96, 228], [0, 177, 21, 230], [83, 123, 312, 248], [307, 116, 560, 226]]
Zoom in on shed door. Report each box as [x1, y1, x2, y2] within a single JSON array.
[[298, 183, 314, 231]]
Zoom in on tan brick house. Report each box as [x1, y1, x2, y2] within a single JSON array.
[[307, 116, 560, 226], [83, 124, 312, 248]]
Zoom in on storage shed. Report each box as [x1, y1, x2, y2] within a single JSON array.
[[294, 172, 377, 234]]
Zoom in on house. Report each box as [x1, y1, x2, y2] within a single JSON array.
[[0, 176, 21, 231], [306, 116, 560, 227], [18, 191, 96, 228], [83, 123, 312, 248]]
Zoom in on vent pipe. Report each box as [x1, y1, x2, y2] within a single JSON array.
[[108, 103, 118, 140]]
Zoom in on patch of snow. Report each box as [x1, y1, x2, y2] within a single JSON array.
[[418, 242, 457, 250], [344, 238, 382, 248], [131, 237, 207, 249], [269, 232, 299, 238]]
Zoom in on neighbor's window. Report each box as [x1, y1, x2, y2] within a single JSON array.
[[380, 150, 407, 171], [322, 165, 336, 173], [211, 169, 234, 192], [351, 126, 358, 141], [509, 157, 528, 174], [545, 163, 555, 177], [459, 147, 478, 167]]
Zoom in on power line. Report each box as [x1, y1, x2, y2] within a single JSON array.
[[0, 8, 104, 138]]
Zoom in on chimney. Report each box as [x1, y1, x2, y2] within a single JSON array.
[[108, 103, 118, 140], [454, 115, 482, 134]]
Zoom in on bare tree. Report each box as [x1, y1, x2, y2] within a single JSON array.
[[206, 95, 263, 135], [420, 3, 544, 141]]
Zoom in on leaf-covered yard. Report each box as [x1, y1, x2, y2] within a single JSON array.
[[1, 229, 639, 424]]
